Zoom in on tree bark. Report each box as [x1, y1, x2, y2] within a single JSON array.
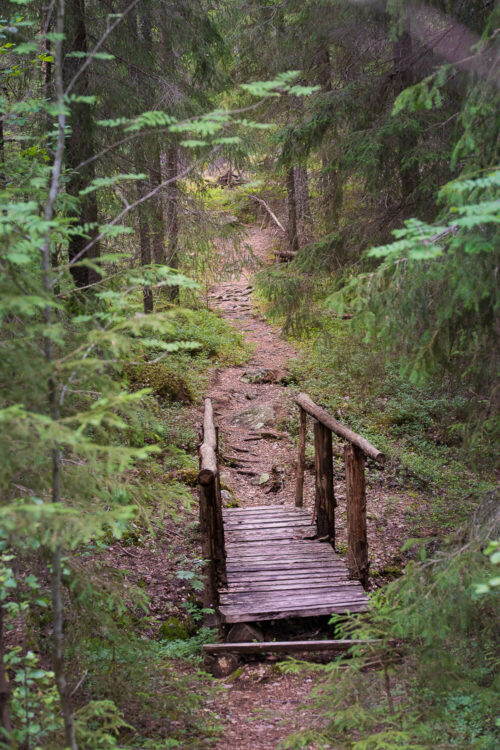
[[286, 167, 299, 254], [136, 175, 153, 313], [315, 46, 343, 230], [165, 143, 179, 301], [0, 605, 12, 746], [294, 166, 312, 226], [42, 4, 78, 746], [322, 153, 343, 230], [0, 95, 4, 186], [393, 28, 418, 207], [148, 150, 165, 265], [63, 0, 100, 289]]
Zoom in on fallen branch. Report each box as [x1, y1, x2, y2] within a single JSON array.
[[249, 195, 285, 233]]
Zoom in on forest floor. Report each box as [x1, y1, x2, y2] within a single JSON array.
[[98, 225, 432, 748], [194, 224, 421, 749]]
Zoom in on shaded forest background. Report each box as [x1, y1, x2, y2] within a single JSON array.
[[0, 0, 498, 748]]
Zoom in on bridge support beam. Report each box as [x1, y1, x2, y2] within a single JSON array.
[[314, 420, 336, 544], [345, 443, 369, 588]]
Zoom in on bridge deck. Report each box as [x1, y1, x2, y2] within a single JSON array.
[[219, 506, 368, 623]]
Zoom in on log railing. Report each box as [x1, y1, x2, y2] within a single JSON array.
[[294, 392, 385, 588], [198, 398, 226, 610]]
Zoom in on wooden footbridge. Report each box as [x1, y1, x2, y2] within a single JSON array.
[[197, 393, 385, 630]]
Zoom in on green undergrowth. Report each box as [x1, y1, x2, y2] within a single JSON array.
[[124, 306, 251, 405], [280, 497, 500, 750], [6, 304, 248, 748], [254, 280, 496, 537]]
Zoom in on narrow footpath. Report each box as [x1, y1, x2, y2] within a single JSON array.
[[206, 225, 307, 512], [203, 226, 322, 750]]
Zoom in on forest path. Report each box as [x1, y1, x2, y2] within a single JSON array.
[[202, 226, 320, 750], [205, 225, 312, 511]]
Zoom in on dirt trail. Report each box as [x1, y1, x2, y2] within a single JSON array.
[[206, 226, 313, 512], [203, 226, 321, 750]]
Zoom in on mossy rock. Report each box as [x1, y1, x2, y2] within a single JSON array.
[[158, 616, 190, 641], [125, 362, 194, 403], [221, 488, 240, 507], [178, 468, 199, 487]]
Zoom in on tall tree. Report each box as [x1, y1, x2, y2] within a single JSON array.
[[63, 0, 100, 289]]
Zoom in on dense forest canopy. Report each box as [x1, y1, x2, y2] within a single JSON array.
[[0, 0, 498, 747]]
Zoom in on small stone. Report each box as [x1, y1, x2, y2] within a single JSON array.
[[231, 403, 276, 430]]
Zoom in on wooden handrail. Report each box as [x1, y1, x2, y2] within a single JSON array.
[[198, 398, 218, 485], [295, 393, 385, 464], [198, 399, 226, 611], [294, 392, 383, 588]]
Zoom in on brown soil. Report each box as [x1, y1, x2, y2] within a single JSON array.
[[206, 225, 300, 510]]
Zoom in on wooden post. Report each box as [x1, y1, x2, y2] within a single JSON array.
[[198, 400, 226, 611], [199, 479, 218, 609], [214, 426, 226, 587], [313, 421, 335, 544], [345, 443, 369, 588], [295, 407, 306, 507]]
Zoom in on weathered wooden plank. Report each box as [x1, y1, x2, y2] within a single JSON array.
[[226, 556, 336, 566], [223, 505, 300, 513], [221, 599, 367, 617], [225, 545, 335, 555], [225, 530, 313, 540], [223, 513, 305, 520], [220, 583, 365, 600], [223, 517, 311, 525], [227, 560, 348, 580], [227, 560, 348, 579], [225, 547, 333, 556], [220, 601, 368, 623], [220, 591, 365, 606], [227, 576, 349, 587], [224, 520, 313, 530], [226, 576, 348, 586], [224, 580, 349, 593], [223, 507, 309, 514]]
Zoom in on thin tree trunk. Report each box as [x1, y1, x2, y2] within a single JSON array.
[[148, 151, 165, 265], [286, 167, 299, 254], [315, 46, 343, 230], [140, 10, 166, 268], [322, 153, 343, 230], [393, 28, 418, 208], [0, 96, 4, 186], [137, 176, 153, 313], [0, 605, 12, 746], [294, 165, 312, 226], [63, 0, 100, 289], [165, 143, 179, 301], [41, 3, 78, 746]]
